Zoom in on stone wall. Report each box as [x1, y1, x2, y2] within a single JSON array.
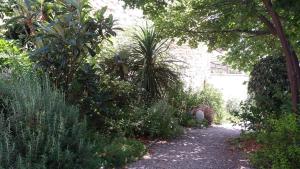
[[169, 43, 211, 91]]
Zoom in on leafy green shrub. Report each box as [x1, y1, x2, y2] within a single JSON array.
[[103, 100, 183, 139], [0, 38, 30, 71], [233, 56, 289, 130], [231, 99, 263, 130], [225, 98, 242, 124], [168, 84, 224, 125], [251, 114, 300, 169], [198, 86, 224, 124], [30, 1, 116, 94], [248, 56, 289, 113], [167, 84, 200, 126], [0, 72, 101, 169], [106, 100, 184, 138], [103, 105, 147, 137], [144, 100, 183, 139], [226, 99, 241, 116], [69, 63, 106, 126], [68, 63, 137, 129], [98, 137, 146, 168]]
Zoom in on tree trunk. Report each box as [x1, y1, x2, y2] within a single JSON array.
[[262, 0, 300, 113]]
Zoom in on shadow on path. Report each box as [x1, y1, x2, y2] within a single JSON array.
[[128, 125, 252, 169]]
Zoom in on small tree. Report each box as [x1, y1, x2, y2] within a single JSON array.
[[31, 0, 116, 95]]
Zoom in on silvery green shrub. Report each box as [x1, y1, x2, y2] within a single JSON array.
[[0, 72, 102, 169]]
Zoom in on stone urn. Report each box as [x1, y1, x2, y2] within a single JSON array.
[[195, 110, 205, 121], [190, 105, 214, 125]]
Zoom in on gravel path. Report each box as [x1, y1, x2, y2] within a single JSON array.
[[127, 124, 252, 169]]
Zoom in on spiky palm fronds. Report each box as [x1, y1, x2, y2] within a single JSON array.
[[132, 25, 180, 100]]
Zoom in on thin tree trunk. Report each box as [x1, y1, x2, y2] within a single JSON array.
[[262, 0, 300, 113]]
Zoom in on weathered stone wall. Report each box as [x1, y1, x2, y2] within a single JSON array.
[[169, 43, 211, 91]]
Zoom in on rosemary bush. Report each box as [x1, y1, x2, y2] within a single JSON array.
[[0, 72, 101, 169]]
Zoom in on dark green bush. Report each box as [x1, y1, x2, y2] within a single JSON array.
[[68, 63, 136, 129], [248, 56, 289, 113], [230, 100, 260, 130], [233, 56, 290, 130], [103, 100, 183, 139], [98, 137, 146, 168], [198, 86, 224, 123], [0, 72, 101, 169], [225, 99, 241, 124], [107, 100, 183, 139], [251, 114, 300, 169], [103, 105, 146, 137]]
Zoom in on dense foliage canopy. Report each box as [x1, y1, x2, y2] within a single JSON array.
[[123, 0, 300, 71]]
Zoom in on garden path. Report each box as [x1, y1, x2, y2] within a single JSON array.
[[127, 124, 252, 169]]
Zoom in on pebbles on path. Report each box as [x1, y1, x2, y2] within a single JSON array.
[[127, 124, 252, 169]]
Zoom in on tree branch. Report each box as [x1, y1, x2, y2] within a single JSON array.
[[187, 29, 271, 36], [258, 15, 277, 36]]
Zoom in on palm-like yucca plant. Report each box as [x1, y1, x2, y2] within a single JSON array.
[[132, 25, 180, 101]]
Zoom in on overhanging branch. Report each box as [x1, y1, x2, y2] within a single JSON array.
[[258, 15, 277, 36], [187, 29, 271, 36]]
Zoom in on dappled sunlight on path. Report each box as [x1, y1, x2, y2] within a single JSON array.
[[128, 124, 252, 169]]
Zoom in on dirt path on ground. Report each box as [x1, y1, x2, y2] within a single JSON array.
[[127, 124, 252, 169]]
